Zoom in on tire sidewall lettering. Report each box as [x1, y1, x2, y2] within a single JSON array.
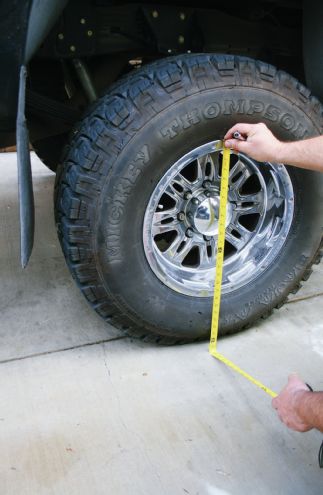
[[103, 144, 150, 263], [158, 97, 310, 141]]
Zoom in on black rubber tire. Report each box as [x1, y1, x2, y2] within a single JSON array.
[[55, 54, 323, 344]]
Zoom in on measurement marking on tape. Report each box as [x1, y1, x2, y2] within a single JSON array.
[[209, 144, 277, 399]]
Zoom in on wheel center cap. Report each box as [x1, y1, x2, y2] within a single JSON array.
[[193, 197, 220, 235], [192, 197, 231, 235]]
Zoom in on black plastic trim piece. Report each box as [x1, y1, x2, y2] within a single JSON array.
[[16, 65, 34, 268]]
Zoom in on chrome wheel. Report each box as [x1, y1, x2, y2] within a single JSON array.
[[143, 141, 294, 297]]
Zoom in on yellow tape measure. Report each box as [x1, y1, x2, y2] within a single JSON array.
[[209, 145, 277, 399]]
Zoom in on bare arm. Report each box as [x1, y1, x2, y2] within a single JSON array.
[[224, 123, 323, 172], [295, 391, 323, 433], [272, 374, 323, 433]]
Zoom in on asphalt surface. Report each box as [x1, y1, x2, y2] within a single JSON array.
[[1, 152, 322, 495]]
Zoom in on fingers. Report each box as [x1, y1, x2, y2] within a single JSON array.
[[288, 372, 301, 383], [223, 123, 255, 140], [287, 373, 308, 390], [288, 372, 300, 380], [271, 375, 313, 432], [224, 139, 249, 153]]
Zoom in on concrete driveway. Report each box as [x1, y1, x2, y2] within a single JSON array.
[[1, 153, 322, 495]]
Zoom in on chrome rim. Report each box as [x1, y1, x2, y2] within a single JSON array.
[[143, 141, 294, 297]]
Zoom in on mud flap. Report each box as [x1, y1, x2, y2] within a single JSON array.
[[16, 65, 34, 268]]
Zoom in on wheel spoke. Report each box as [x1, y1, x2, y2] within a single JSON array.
[[197, 153, 219, 183], [172, 173, 192, 190], [152, 203, 185, 236], [152, 218, 179, 236], [198, 242, 212, 269], [232, 191, 264, 216], [229, 160, 251, 191], [197, 155, 207, 182], [208, 237, 217, 259], [234, 202, 262, 216], [229, 160, 244, 180], [153, 209, 178, 225], [164, 236, 195, 264], [234, 222, 252, 239], [265, 180, 285, 209], [210, 152, 220, 180], [241, 192, 263, 203], [164, 183, 182, 203], [226, 223, 252, 250]]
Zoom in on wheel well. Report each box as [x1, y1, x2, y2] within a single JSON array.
[[27, 0, 312, 159], [303, 0, 323, 102]]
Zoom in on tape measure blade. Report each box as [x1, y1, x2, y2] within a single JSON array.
[[208, 145, 278, 400], [209, 145, 230, 352], [212, 350, 278, 398]]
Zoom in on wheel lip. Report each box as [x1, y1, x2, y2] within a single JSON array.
[[143, 140, 295, 297]]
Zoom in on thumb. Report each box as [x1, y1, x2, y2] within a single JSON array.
[[224, 139, 249, 153], [288, 373, 301, 385]]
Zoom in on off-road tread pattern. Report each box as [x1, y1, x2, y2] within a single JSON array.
[[55, 54, 323, 344]]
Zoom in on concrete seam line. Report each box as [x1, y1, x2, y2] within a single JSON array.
[[287, 291, 323, 304], [0, 336, 127, 366]]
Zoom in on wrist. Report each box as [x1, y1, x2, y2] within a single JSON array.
[[292, 390, 312, 425], [274, 139, 287, 163]]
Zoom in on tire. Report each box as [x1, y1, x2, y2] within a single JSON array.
[[55, 54, 323, 344]]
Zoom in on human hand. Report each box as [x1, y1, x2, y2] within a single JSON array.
[[224, 123, 283, 162], [272, 374, 312, 432]]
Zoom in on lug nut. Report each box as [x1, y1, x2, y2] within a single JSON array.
[[205, 191, 211, 197], [186, 228, 194, 238], [203, 180, 212, 188], [184, 191, 192, 200], [192, 198, 199, 205], [177, 212, 185, 221]]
